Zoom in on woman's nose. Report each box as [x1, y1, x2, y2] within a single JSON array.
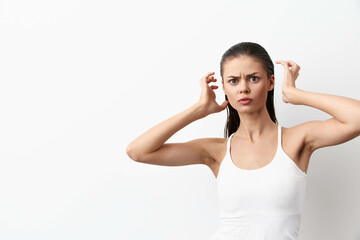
[[239, 81, 250, 93]]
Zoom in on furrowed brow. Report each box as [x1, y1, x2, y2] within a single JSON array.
[[227, 72, 260, 79]]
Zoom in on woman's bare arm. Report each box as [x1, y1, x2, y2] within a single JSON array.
[[126, 72, 228, 166], [276, 60, 360, 152], [126, 103, 205, 162], [285, 88, 360, 152]]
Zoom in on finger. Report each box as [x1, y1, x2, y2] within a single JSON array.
[[210, 85, 218, 89], [208, 75, 217, 80], [275, 60, 290, 71], [287, 60, 298, 67], [205, 72, 215, 78], [275, 60, 288, 65], [207, 78, 217, 83], [200, 76, 211, 86], [275, 60, 286, 66], [219, 100, 228, 111], [288, 60, 300, 72], [200, 72, 215, 86]]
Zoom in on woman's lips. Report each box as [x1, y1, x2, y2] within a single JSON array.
[[238, 99, 252, 105]]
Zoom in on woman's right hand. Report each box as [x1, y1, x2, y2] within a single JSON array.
[[197, 72, 228, 117]]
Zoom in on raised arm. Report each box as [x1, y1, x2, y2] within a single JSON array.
[[126, 72, 228, 166], [276, 60, 360, 152]]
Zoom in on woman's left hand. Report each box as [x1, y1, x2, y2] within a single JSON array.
[[275, 60, 301, 103]]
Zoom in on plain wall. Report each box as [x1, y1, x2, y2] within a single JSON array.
[[0, 0, 360, 239]]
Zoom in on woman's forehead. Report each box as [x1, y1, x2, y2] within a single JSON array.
[[223, 56, 264, 76]]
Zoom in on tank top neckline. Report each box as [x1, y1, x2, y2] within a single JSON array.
[[227, 124, 281, 172]]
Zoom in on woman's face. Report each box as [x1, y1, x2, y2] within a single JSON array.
[[222, 55, 274, 113]]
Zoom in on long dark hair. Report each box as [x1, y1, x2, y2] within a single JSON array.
[[220, 42, 278, 138]]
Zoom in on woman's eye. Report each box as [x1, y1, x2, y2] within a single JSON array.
[[229, 79, 237, 84], [229, 77, 258, 84]]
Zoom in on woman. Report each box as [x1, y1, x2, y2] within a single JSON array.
[[126, 42, 360, 239]]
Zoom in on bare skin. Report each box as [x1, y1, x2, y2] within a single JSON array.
[[206, 125, 311, 178], [126, 56, 360, 179], [202, 56, 312, 177]]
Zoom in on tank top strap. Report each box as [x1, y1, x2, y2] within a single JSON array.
[[277, 124, 282, 149], [227, 133, 235, 153]]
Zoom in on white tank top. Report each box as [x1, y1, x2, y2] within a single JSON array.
[[211, 125, 307, 240]]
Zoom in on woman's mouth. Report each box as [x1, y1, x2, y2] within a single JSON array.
[[238, 98, 252, 105]]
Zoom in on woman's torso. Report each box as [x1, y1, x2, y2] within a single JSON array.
[[206, 125, 312, 178], [209, 124, 309, 239]]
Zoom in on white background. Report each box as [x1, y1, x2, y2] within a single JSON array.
[[1, 0, 360, 239]]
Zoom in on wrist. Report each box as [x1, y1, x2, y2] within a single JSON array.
[[192, 102, 208, 119], [284, 87, 302, 105]]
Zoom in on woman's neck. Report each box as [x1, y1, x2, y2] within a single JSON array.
[[235, 106, 277, 142]]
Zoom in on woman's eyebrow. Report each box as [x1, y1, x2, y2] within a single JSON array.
[[227, 72, 260, 79]]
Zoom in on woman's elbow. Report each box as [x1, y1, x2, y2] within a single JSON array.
[[126, 143, 141, 162]]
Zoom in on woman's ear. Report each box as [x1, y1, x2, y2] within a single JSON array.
[[268, 75, 275, 91]]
